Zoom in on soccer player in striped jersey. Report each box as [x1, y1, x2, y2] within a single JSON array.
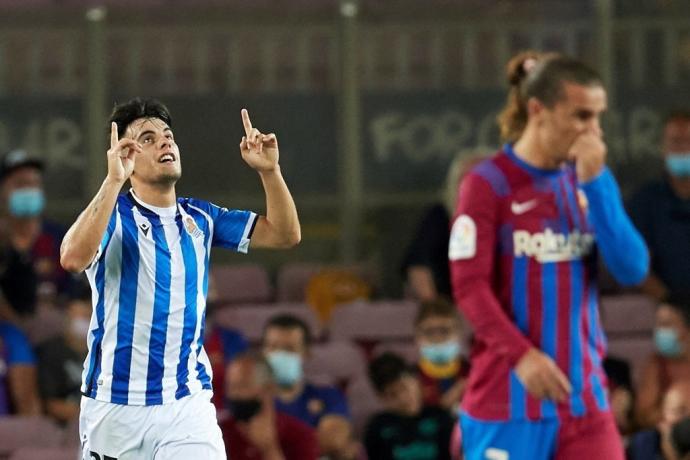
[[450, 53, 649, 460], [60, 97, 300, 459]]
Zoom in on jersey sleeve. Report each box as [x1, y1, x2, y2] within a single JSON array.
[[449, 173, 533, 367], [87, 207, 118, 270], [208, 203, 258, 253], [581, 168, 649, 286]]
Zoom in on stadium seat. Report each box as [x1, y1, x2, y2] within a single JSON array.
[[607, 336, 655, 384], [0, 416, 64, 457], [329, 300, 418, 342], [347, 373, 385, 438], [24, 302, 65, 345], [276, 262, 324, 302], [213, 302, 322, 342], [304, 341, 367, 388], [371, 340, 419, 363], [9, 446, 79, 460], [211, 264, 272, 305], [600, 294, 656, 335], [276, 262, 379, 303]]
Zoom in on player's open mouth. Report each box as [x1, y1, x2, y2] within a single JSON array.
[[158, 153, 175, 163]]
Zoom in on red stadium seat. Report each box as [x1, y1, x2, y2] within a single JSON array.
[[371, 340, 419, 363], [24, 302, 66, 346], [9, 446, 79, 460], [211, 264, 272, 304], [213, 302, 322, 342], [607, 336, 655, 384], [600, 294, 656, 335], [304, 341, 367, 389], [329, 300, 418, 342], [347, 373, 385, 438], [276, 262, 324, 302], [0, 416, 64, 457]]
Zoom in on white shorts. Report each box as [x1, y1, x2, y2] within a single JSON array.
[[79, 389, 226, 460]]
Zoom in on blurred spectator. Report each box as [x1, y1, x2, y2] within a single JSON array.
[[603, 356, 636, 435], [628, 111, 690, 302], [221, 352, 319, 460], [0, 149, 72, 309], [0, 242, 37, 323], [0, 320, 41, 415], [35, 285, 90, 424], [401, 152, 487, 302], [364, 352, 455, 460], [672, 416, 690, 460], [204, 276, 250, 410], [414, 299, 469, 411], [261, 314, 357, 459], [637, 296, 690, 428], [629, 381, 690, 460]]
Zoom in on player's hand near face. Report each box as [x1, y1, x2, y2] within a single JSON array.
[[239, 109, 279, 173], [107, 122, 141, 184], [569, 126, 607, 183], [515, 348, 572, 402]]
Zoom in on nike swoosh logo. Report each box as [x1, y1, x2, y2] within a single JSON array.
[[511, 199, 538, 215]]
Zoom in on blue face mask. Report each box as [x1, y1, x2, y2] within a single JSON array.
[[266, 351, 303, 387], [655, 327, 684, 357], [420, 341, 461, 365], [9, 188, 45, 217], [666, 153, 690, 178]]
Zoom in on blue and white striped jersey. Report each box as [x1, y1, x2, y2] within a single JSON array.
[[82, 190, 257, 406]]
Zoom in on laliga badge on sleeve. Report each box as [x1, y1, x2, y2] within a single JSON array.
[[449, 214, 477, 260]]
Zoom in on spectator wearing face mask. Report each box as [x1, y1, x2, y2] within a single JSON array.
[[35, 281, 91, 423], [414, 299, 470, 411], [221, 352, 319, 460], [637, 295, 690, 428], [628, 111, 690, 303], [0, 150, 72, 315], [261, 314, 357, 459]]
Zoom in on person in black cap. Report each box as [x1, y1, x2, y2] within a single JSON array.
[[0, 149, 71, 318]]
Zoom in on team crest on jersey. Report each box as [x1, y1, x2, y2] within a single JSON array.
[[449, 215, 477, 260], [184, 216, 203, 239]]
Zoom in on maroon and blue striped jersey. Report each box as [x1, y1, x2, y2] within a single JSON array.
[[450, 144, 648, 421]]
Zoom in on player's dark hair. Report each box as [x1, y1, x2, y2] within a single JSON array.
[[414, 298, 460, 327], [263, 313, 312, 347], [497, 51, 603, 143], [108, 97, 173, 139], [369, 352, 412, 394]]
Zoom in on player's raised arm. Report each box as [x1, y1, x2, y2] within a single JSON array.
[[60, 122, 141, 273], [238, 109, 300, 249], [571, 130, 650, 286]]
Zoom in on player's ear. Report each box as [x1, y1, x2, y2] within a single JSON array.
[[526, 97, 544, 119]]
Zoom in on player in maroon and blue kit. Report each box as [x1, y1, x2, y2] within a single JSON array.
[[450, 52, 649, 460]]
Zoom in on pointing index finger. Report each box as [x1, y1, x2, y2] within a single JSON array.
[[110, 122, 118, 148], [241, 109, 253, 137]]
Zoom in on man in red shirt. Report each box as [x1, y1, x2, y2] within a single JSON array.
[[221, 352, 319, 460]]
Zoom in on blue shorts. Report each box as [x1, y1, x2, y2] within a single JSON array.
[[460, 411, 623, 460]]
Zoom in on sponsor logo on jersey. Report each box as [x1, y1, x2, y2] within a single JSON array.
[[513, 228, 594, 262]]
